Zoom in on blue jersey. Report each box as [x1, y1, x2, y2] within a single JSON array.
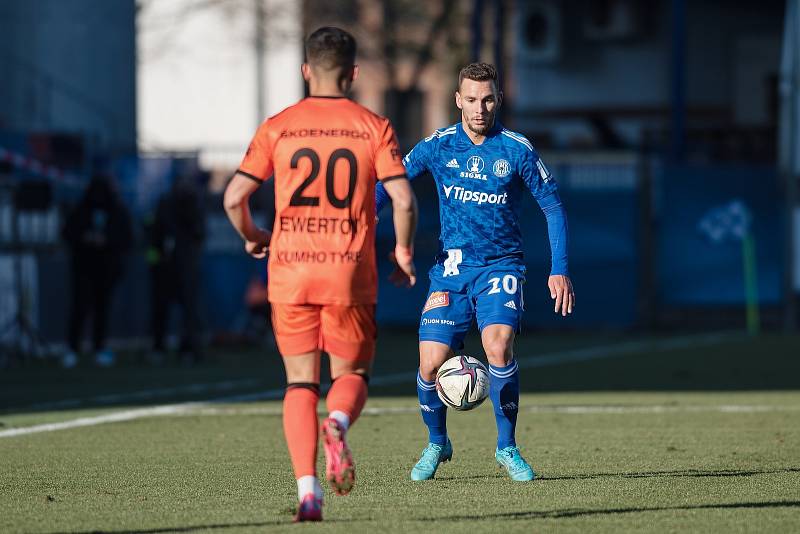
[[377, 121, 568, 274]]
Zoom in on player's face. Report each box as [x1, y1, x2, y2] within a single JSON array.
[[456, 79, 501, 136]]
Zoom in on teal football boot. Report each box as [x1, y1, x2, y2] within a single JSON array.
[[495, 445, 536, 481], [410, 439, 453, 480]]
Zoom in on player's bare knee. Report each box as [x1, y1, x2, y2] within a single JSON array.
[[328, 351, 372, 380], [330, 363, 369, 380], [418, 360, 439, 381], [419, 354, 446, 381], [419, 342, 451, 381], [285, 369, 319, 384], [282, 351, 321, 384], [482, 337, 513, 367], [484, 345, 513, 367]]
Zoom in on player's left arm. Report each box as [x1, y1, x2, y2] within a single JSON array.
[[521, 148, 575, 316]]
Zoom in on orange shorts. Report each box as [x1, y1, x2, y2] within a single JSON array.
[[270, 303, 376, 362]]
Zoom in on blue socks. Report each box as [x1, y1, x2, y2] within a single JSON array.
[[416, 371, 448, 445], [488, 359, 520, 449], [417, 361, 519, 450]]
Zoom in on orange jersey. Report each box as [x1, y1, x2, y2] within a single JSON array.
[[238, 97, 406, 305]]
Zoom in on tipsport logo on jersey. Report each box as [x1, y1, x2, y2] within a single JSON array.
[[443, 184, 508, 205]]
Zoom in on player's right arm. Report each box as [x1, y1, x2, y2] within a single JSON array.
[[223, 121, 274, 258], [383, 177, 418, 287], [223, 173, 271, 258], [374, 119, 419, 287]]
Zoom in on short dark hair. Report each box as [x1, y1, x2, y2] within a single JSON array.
[[457, 62, 498, 90], [304, 27, 356, 70]]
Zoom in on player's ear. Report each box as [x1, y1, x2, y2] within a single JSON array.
[[455, 90, 462, 110], [351, 64, 359, 83], [497, 90, 503, 108], [301, 63, 311, 82]]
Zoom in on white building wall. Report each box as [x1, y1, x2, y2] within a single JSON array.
[[137, 0, 303, 170]]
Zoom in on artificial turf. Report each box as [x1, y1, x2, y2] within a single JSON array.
[[1, 332, 799, 532]]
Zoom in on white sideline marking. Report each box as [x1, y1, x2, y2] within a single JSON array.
[[175, 404, 800, 417], [0, 332, 742, 439], [22, 379, 262, 412], [515, 331, 737, 371], [0, 403, 206, 438], [525, 404, 800, 414]]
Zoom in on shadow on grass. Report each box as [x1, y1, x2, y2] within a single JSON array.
[[539, 467, 800, 481], [427, 500, 800, 522], [41, 501, 800, 532], [436, 474, 506, 481], [431, 467, 800, 483], [43, 517, 351, 534]]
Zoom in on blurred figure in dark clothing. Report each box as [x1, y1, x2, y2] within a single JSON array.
[[62, 173, 133, 368], [243, 259, 276, 349], [147, 173, 207, 364]]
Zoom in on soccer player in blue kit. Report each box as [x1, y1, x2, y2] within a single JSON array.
[[376, 62, 575, 481]]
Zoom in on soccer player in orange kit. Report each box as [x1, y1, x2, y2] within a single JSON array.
[[223, 27, 417, 522]]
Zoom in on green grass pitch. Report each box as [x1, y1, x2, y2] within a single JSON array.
[[1, 331, 799, 532]]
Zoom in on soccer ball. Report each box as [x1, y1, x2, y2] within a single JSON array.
[[435, 355, 490, 411]]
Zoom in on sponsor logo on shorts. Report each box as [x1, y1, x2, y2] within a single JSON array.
[[421, 317, 456, 327], [422, 291, 449, 314], [504, 300, 517, 310]]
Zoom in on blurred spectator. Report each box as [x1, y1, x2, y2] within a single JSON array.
[[242, 260, 275, 348], [147, 173, 207, 364], [62, 173, 133, 368]]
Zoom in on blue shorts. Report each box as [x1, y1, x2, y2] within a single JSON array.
[[418, 259, 526, 349]]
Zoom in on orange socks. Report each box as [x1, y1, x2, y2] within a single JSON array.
[[283, 376, 367, 479], [326, 374, 368, 428], [283, 384, 320, 478]]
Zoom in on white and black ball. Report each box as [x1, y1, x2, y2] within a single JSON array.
[[435, 355, 490, 411]]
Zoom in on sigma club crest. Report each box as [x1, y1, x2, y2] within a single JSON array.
[[467, 155, 484, 173], [493, 159, 511, 178], [461, 155, 488, 180]]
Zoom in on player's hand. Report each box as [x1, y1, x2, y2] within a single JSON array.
[[245, 228, 271, 259], [388, 246, 416, 288], [548, 274, 574, 316]]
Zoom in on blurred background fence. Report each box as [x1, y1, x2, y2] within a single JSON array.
[[0, 0, 798, 355]]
